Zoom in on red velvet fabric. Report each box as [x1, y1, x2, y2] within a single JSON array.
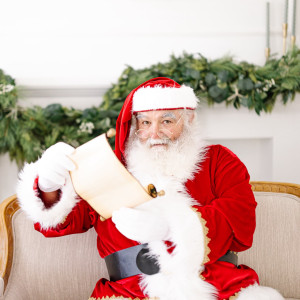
[[186, 144, 257, 263], [202, 262, 258, 299], [35, 144, 258, 299]]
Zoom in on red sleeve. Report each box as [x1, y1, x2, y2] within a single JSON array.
[[34, 199, 99, 238], [194, 145, 256, 264]]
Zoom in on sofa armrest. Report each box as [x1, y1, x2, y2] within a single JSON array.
[[251, 181, 300, 196], [0, 195, 20, 296]]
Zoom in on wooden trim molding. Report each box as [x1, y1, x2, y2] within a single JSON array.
[[19, 86, 109, 98], [250, 181, 300, 197], [0, 195, 20, 292]]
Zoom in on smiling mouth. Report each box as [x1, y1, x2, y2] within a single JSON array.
[[150, 143, 168, 147]]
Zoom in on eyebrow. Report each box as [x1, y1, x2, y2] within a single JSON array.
[[161, 112, 176, 119], [135, 112, 177, 120], [135, 114, 147, 120]]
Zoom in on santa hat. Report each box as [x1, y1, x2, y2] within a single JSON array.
[[114, 77, 199, 163]]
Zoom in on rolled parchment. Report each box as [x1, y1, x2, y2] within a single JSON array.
[[68, 134, 152, 219]]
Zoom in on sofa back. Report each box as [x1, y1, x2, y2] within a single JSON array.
[[239, 191, 300, 299]]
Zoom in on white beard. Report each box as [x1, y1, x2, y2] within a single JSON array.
[[123, 119, 217, 300], [125, 118, 207, 185]]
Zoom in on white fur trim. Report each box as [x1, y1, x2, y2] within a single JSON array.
[[134, 179, 216, 300], [132, 85, 199, 112], [16, 162, 79, 229], [237, 283, 284, 300]]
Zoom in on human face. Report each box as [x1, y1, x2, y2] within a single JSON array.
[[134, 109, 185, 148]]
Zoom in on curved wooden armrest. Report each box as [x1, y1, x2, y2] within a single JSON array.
[[0, 195, 20, 293], [251, 181, 300, 197]]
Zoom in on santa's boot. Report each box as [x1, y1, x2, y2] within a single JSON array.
[[236, 283, 284, 300]]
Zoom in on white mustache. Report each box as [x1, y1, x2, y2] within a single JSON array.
[[146, 138, 171, 146]]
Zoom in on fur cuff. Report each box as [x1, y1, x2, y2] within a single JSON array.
[[16, 162, 79, 229]]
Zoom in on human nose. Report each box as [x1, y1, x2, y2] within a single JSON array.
[[149, 123, 161, 139]]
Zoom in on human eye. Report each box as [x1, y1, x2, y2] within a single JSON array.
[[142, 120, 150, 125], [138, 119, 151, 128], [162, 119, 174, 125]]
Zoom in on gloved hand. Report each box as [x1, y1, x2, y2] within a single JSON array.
[[37, 142, 76, 192], [112, 207, 169, 243]]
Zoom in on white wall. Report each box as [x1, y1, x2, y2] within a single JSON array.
[[1, 0, 300, 201], [200, 98, 300, 184], [1, 0, 299, 86]]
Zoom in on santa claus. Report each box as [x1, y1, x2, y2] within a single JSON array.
[[17, 77, 284, 300]]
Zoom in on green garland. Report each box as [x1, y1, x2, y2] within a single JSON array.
[[1, 48, 300, 166]]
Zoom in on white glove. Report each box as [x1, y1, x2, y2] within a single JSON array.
[[37, 142, 76, 192], [112, 207, 169, 243]]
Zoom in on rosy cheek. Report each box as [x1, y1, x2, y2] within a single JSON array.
[[170, 126, 184, 140]]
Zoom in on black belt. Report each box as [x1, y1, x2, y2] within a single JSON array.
[[104, 244, 238, 281]]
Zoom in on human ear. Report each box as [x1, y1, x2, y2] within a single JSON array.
[[188, 111, 195, 124]]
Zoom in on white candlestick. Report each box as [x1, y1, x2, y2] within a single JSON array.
[[292, 0, 297, 36], [285, 0, 289, 24], [266, 2, 270, 48], [283, 0, 288, 54]]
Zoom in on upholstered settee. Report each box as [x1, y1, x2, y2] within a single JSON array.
[[0, 182, 299, 300]]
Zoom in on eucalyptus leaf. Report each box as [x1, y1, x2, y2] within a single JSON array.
[[208, 86, 227, 103], [218, 70, 230, 82], [205, 73, 216, 86], [43, 104, 64, 122], [237, 78, 254, 91], [240, 97, 249, 107]]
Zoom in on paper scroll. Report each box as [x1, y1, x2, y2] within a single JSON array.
[[69, 134, 152, 219]]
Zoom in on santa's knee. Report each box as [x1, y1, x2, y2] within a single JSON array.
[[236, 283, 284, 300]]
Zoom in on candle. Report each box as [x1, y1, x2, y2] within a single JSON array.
[[266, 2, 270, 48], [292, 0, 297, 36], [283, 0, 289, 54], [284, 0, 289, 24]]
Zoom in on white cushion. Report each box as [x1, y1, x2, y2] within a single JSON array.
[[2, 210, 108, 300]]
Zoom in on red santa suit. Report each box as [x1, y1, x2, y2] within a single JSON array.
[[17, 77, 259, 300]]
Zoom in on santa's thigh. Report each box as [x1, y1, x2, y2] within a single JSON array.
[[201, 261, 259, 299], [236, 283, 284, 300]]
